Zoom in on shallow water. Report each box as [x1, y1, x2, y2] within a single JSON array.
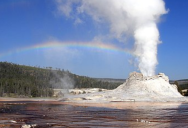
[[0, 101, 188, 128]]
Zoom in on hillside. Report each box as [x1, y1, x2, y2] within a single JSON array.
[[0, 61, 187, 98], [0, 62, 121, 98], [94, 78, 125, 83], [170, 79, 188, 95]]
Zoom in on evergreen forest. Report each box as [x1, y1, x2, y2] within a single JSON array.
[[0, 62, 122, 97]]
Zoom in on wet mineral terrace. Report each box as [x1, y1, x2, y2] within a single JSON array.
[[0, 101, 188, 128]]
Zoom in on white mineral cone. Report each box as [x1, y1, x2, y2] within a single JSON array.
[[64, 72, 187, 102], [113, 72, 184, 101]]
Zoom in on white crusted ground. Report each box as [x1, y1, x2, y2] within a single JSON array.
[[62, 72, 188, 102]]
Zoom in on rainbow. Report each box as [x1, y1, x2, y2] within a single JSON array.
[[0, 41, 132, 58]]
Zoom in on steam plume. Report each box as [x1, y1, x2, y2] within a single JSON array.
[[56, 0, 167, 76]]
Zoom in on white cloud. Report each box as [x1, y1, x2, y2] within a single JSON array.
[[74, 17, 83, 25], [56, 0, 167, 76]]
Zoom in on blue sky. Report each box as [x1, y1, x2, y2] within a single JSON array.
[[0, 0, 187, 80]]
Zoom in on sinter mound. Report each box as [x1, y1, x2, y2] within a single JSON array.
[[113, 72, 184, 102], [64, 72, 187, 102]]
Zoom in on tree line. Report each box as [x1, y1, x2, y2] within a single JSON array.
[[0, 62, 122, 97]]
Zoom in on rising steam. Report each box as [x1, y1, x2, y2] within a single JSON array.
[[56, 0, 167, 76]]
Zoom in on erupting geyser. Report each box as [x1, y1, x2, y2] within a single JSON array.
[[57, 0, 188, 102], [57, 0, 167, 76]]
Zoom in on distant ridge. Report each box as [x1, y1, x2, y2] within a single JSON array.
[[94, 78, 125, 83]]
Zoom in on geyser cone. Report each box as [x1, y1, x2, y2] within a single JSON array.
[[63, 72, 187, 102], [114, 72, 183, 101]]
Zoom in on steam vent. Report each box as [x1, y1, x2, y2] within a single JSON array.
[[64, 72, 187, 102]]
